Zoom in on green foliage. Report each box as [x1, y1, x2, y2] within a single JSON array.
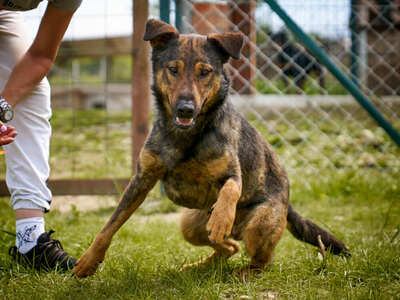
[[47, 109, 132, 179], [49, 55, 132, 85], [110, 55, 131, 83]]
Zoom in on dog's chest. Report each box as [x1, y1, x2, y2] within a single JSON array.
[[161, 157, 229, 210]]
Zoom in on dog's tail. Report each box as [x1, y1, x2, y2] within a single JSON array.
[[286, 204, 350, 256]]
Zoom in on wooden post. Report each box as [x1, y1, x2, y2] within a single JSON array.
[[132, 0, 150, 174], [229, 0, 256, 94]]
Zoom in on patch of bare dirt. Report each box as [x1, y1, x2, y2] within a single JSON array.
[[51, 195, 181, 223], [52, 195, 118, 213]]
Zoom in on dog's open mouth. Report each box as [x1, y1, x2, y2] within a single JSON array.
[[175, 117, 194, 128]]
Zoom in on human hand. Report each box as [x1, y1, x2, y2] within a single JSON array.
[[0, 122, 17, 146]]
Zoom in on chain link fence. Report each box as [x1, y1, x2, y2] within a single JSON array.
[[1, 0, 399, 186], [176, 0, 400, 176]]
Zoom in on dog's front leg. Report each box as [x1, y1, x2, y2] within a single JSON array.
[[206, 174, 242, 245], [74, 149, 165, 277]]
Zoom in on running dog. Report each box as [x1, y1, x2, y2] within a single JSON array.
[[74, 19, 349, 278]]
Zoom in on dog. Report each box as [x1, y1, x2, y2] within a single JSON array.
[[271, 31, 325, 93], [74, 19, 349, 278]]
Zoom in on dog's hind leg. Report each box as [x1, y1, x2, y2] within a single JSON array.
[[179, 208, 240, 271], [238, 200, 287, 276]]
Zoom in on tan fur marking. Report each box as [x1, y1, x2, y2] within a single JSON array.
[[205, 153, 231, 178], [179, 36, 190, 52], [156, 70, 173, 116], [218, 177, 242, 204], [193, 62, 221, 106], [139, 148, 163, 175], [179, 239, 240, 271], [243, 203, 287, 269], [203, 75, 221, 110], [191, 81, 201, 108], [207, 177, 242, 244], [167, 60, 189, 107], [171, 153, 232, 184], [180, 209, 241, 270], [192, 37, 205, 59]]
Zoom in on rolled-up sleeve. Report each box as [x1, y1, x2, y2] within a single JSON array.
[[50, 0, 82, 11]]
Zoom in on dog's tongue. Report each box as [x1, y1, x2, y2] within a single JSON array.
[[177, 117, 193, 126]]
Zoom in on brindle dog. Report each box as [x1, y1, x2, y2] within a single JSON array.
[[74, 19, 349, 278]]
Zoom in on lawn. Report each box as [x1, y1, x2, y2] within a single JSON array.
[[0, 169, 399, 299], [0, 106, 399, 299]]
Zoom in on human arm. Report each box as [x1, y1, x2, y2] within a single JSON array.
[[1, 3, 76, 107]]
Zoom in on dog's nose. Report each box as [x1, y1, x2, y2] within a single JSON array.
[[176, 101, 195, 118]]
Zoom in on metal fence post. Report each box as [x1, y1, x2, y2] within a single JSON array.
[[175, 0, 182, 31], [160, 0, 170, 24], [350, 0, 360, 86]]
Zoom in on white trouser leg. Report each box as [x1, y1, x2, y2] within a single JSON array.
[[0, 11, 52, 212]]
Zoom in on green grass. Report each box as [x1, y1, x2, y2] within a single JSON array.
[[46, 109, 133, 178], [0, 104, 399, 298], [0, 169, 399, 299]]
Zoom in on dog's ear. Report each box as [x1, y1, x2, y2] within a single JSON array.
[[207, 32, 244, 62], [143, 19, 179, 49]]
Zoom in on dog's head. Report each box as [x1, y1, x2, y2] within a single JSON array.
[[144, 19, 243, 130]]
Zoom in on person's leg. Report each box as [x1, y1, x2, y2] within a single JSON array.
[[0, 11, 75, 270], [0, 9, 51, 251], [4, 76, 53, 252]]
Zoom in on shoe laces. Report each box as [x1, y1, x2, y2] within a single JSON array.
[[38, 230, 70, 268], [9, 230, 75, 270]]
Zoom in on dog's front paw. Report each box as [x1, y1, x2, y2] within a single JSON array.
[[206, 203, 236, 244], [73, 246, 105, 278]]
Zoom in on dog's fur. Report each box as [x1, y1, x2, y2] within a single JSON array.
[[74, 19, 349, 278]]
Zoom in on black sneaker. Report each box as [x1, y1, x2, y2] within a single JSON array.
[[8, 230, 77, 272]]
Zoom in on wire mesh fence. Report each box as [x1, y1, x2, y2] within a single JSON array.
[[178, 0, 400, 176], [1, 0, 399, 186]]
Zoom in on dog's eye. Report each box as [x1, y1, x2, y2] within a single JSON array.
[[167, 66, 178, 75], [200, 68, 212, 77]]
